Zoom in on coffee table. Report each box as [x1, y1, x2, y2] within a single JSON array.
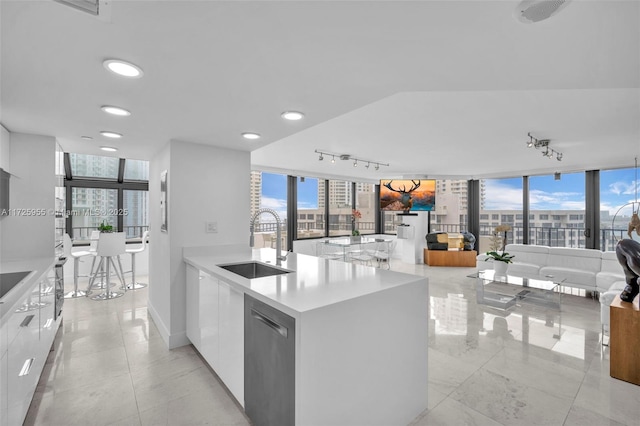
[[470, 270, 562, 311]]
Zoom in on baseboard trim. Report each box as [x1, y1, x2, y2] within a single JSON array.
[[147, 301, 190, 349]]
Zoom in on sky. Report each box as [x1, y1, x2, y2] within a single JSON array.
[[484, 168, 639, 218], [259, 168, 640, 222]]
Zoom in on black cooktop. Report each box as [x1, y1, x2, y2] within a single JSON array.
[[0, 271, 32, 299]]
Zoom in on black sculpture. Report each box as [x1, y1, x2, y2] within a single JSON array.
[[462, 232, 476, 251], [616, 238, 640, 303]]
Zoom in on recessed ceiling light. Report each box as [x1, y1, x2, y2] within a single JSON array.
[[81, 136, 93, 140], [281, 111, 304, 121], [100, 146, 118, 152], [100, 131, 123, 139], [242, 132, 261, 140], [103, 59, 144, 78], [101, 105, 131, 116]]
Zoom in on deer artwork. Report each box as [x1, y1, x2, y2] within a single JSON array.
[[628, 206, 640, 238], [384, 180, 421, 212]]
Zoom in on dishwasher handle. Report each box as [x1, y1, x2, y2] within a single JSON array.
[[251, 308, 288, 338]]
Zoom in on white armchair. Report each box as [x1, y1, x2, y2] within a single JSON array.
[[600, 281, 627, 345]]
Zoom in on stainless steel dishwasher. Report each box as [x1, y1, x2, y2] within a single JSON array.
[[244, 294, 295, 426]]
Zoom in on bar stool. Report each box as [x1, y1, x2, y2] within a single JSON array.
[[123, 230, 149, 290], [88, 232, 127, 300], [63, 234, 94, 298]]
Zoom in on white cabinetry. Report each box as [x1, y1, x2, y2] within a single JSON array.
[[6, 282, 41, 425], [185, 267, 244, 406], [218, 280, 244, 405], [1, 264, 61, 426]]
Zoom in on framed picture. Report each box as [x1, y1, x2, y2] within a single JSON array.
[[160, 170, 168, 233]]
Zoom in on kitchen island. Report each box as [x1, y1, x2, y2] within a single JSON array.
[[184, 246, 428, 426]]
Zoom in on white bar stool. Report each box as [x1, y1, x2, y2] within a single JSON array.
[[88, 232, 127, 300], [123, 230, 149, 290], [63, 233, 94, 298]]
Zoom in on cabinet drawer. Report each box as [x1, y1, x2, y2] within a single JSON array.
[[7, 323, 40, 426], [7, 286, 41, 348]]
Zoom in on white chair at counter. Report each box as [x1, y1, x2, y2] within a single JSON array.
[[122, 230, 149, 290], [87, 232, 127, 300], [63, 233, 94, 298]]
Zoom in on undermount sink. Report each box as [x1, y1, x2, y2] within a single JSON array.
[[217, 262, 292, 279]]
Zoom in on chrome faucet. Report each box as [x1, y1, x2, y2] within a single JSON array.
[[250, 208, 287, 265]]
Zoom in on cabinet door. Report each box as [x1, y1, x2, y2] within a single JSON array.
[[7, 293, 40, 426], [199, 271, 219, 371], [185, 265, 201, 349], [39, 271, 57, 352], [218, 280, 244, 406]]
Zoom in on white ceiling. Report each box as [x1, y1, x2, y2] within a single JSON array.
[[1, 0, 639, 181]]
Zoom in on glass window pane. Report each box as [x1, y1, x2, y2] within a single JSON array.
[[355, 182, 375, 235], [70, 188, 118, 240], [123, 190, 149, 238], [69, 153, 119, 179], [328, 180, 352, 237], [600, 167, 640, 250], [432, 179, 468, 233], [250, 171, 288, 250], [479, 178, 523, 252], [124, 159, 149, 181], [297, 177, 325, 239], [529, 172, 585, 247]]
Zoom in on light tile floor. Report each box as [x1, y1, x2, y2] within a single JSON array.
[[24, 261, 640, 425]]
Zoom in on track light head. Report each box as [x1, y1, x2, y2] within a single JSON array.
[[318, 153, 324, 161]]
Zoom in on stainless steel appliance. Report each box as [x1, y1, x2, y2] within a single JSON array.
[[244, 295, 295, 426], [54, 257, 66, 319]]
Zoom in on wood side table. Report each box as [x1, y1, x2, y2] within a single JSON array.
[[424, 249, 477, 267], [610, 294, 640, 386]]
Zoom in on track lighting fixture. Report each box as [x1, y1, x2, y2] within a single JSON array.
[[526, 132, 563, 161], [314, 149, 389, 170]]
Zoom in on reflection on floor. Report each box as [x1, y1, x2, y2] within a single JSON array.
[[25, 262, 640, 425]]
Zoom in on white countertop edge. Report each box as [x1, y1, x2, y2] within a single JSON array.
[[183, 247, 428, 317], [1, 256, 56, 323]]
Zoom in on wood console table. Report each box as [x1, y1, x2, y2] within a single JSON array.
[[424, 249, 477, 267], [610, 294, 640, 385]]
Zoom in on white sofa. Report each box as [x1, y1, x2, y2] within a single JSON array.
[[476, 243, 630, 344], [478, 243, 625, 293]]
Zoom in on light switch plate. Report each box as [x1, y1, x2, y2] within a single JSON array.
[[206, 221, 218, 233]]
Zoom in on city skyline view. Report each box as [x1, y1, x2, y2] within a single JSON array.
[[259, 168, 640, 223]]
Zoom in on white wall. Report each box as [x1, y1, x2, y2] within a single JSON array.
[[0, 125, 10, 170], [149, 140, 250, 349], [0, 132, 55, 261]]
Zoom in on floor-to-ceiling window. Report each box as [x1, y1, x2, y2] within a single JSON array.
[[328, 179, 353, 236], [600, 167, 640, 250], [297, 176, 325, 239], [479, 178, 523, 252], [64, 153, 149, 241], [355, 182, 376, 235], [529, 172, 586, 248], [250, 171, 289, 250]]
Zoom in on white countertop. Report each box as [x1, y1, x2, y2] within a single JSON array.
[[183, 246, 426, 316], [0, 256, 56, 325]]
